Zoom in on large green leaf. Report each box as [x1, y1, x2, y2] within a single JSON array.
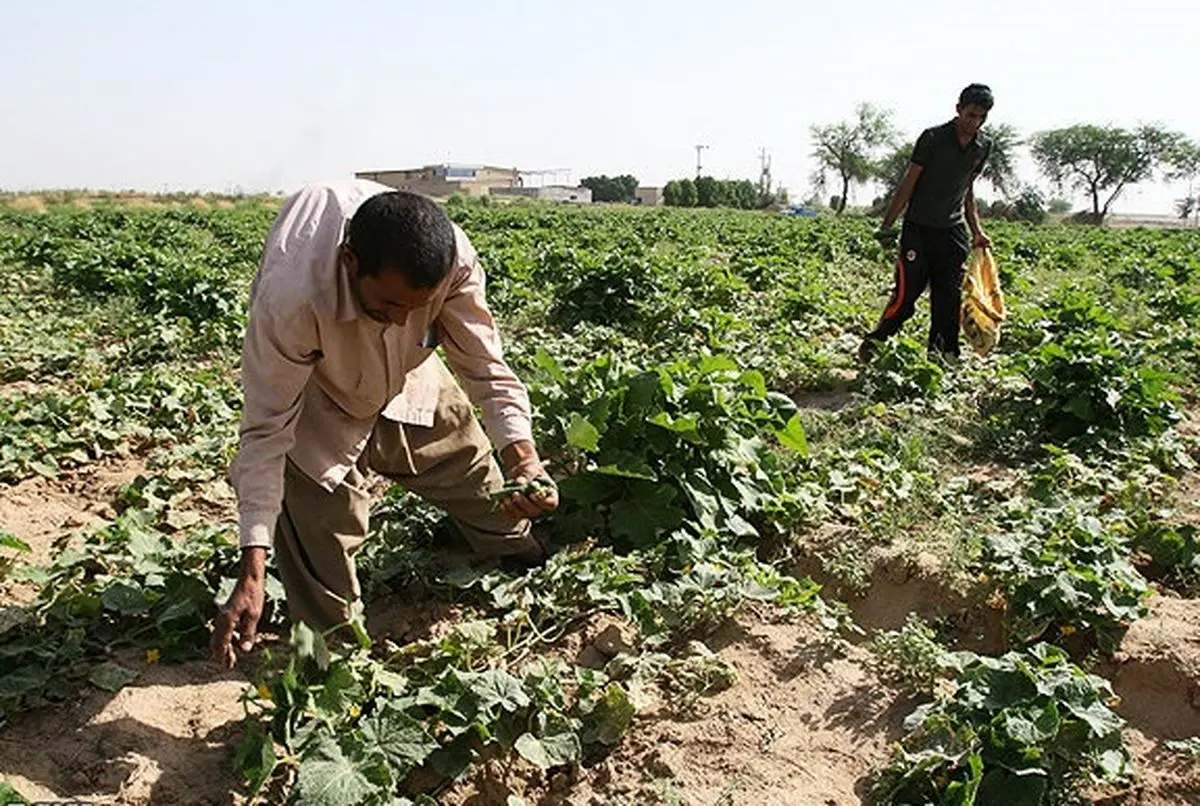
[[610, 484, 686, 547], [293, 621, 330, 672], [565, 412, 601, 451], [359, 703, 438, 776], [0, 666, 49, 699], [295, 734, 383, 806], [592, 450, 658, 481], [314, 662, 365, 722], [976, 767, 1046, 806], [647, 411, 701, 441], [514, 731, 581, 769], [556, 473, 620, 507], [101, 580, 150, 615], [233, 726, 277, 797], [466, 668, 530, 713], [580, 683, 636, 745], [775, 412, 809, 456], [89, 662, 139, 692]]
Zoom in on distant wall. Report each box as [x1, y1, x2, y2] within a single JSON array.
[[489, 185, 592, 203]]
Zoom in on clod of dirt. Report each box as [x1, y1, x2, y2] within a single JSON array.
[[1110, 595, 1200, 740], [593, 623, 636, 658]]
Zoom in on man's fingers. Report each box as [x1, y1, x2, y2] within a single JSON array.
[[211, 609, 237, 665], [501, 497, 534, 519], [238, 610, 259, 654], [212, 609, 234, 649], [511, 494, 543, 518]]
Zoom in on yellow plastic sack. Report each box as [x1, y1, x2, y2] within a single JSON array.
[[960, 246, 1007, 356]]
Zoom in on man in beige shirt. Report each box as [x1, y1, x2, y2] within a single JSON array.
[[212, 179, 558, 665]]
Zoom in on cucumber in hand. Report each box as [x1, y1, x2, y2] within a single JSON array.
[[490, 476, 556, 503]]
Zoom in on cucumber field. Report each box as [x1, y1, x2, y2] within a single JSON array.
[[1, 195, 1199, 805]]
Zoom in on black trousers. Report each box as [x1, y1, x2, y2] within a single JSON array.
[[867, 221, 970, 356]]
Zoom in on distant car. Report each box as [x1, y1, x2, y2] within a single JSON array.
[[781, 206, 819, 218]]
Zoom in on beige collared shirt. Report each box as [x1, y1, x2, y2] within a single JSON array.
[[230, 179, 533, 549]]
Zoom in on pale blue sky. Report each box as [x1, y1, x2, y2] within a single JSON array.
[[2, 0, 1197, 213]]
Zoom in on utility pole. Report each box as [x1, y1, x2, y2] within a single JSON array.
[[758, 147, 772, 199], [694, 144, 709, 179]]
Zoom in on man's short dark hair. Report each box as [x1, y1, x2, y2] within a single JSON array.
[[347, 191, 456, 287], [959, 83, 994, 110]]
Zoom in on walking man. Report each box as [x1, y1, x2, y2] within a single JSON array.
[[213, 179, 558, 665], [859, 83, 995, 362]]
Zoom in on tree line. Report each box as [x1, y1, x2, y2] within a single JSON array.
[[661, 177, 782, 209], [579, 175, 639, 203], [810, 102, 1200, 223], [579, 173, 784, 210]]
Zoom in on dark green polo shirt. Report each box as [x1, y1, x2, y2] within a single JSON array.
[[904, 120, 991, 228]]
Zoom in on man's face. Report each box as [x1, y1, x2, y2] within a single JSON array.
[[341, 246, 435, 327], [956, 103, 990, 136]]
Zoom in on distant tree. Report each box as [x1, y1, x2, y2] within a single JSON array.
[[695, 176, 722, 208], [979, 123, 1021, 198], [810, 103, 898, 215], [665, 177, 763, 209], [1175, 196, 1197, 221], [663, 180, 680, 206], [617, 174, 638, 201], [1164, 139, 1200, 183], [1047, 197, 1073, 215], [1030, 124, 1192, 223], [664, 178, 696, 207], [1166, 141, 1200, 225], [580, 174, 639, 203], [1011, 187, 1048, 224], [729, 179, 758, 210], [871, 143, 915, 213]]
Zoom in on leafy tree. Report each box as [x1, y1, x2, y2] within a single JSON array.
[[665, 177, 761, 210], [979, 123, 1022, 198], [729, 179, 758, 210], [871, 143, 914, 213], [663, 178, 696, 207], [810, 103, 898, 214], [1047, 197, 1073, 215], [1164, 138, 1200, 182], [663, 180, 680, 206], [1012, 187, 1048, 224], [580, 175, 639, 203], [1177, 196, 1197, 221], [694, 176, 724, 208], [1030, 125, 1191, 223], [982, 187, 1047, 224]]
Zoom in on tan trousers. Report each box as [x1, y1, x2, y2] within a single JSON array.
[[273, 369, 535, 631]]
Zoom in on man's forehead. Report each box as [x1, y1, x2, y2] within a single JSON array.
[[375, 270, 436, 303]]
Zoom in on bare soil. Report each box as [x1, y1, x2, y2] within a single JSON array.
[[3, 476, 1200, 804], [1, 457, 146, 605]]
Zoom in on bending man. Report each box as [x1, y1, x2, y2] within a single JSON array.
[[213, 180, 557, 665]]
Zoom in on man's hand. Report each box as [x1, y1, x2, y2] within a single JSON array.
[[874, 225, 900, 251], [497, 440, 559, 520], [972, 230, 993, 250], [212, 547, 267, 668]]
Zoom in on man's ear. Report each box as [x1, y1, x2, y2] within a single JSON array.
[[339, 243, 358, 277]]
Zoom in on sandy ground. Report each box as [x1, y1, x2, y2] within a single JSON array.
[[2, 461, 1199, 804]]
